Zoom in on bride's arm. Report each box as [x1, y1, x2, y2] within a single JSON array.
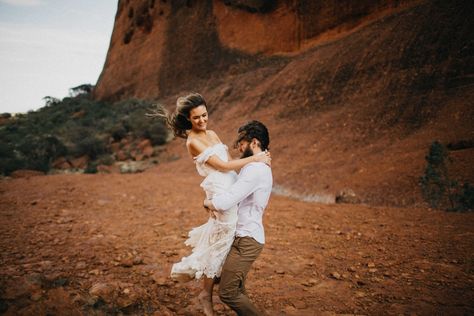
[[206, 152, 270, 172], [188, 138, 270, 172]]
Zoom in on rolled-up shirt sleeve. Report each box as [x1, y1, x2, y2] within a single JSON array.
[[211, 164, 260, 211]]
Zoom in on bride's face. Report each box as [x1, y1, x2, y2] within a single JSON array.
[[189, 105, 208, 132]]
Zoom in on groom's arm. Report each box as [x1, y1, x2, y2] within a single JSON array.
[[211, 164, 261, 211]]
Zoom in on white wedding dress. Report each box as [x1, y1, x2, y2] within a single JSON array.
[[171, 143, 238, 280]]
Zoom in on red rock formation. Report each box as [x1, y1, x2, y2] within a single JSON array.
[[94, 0, 416, 100], [93, 0, 474, 206]]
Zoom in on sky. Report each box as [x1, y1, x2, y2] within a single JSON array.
[[0, 0, 117, 114]]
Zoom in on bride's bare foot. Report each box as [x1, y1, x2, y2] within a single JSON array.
[[198, 291, 214, 316]]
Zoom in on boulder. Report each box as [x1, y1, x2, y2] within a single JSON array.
[[142, 145, 154, 158], [89, 282, 115, 304], [52, 157, 71, 169], [137, 139, 151, 150], [335, 188, 360, 204], [70, 156, 89, 169]]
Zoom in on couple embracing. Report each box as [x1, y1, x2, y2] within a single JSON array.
[[153, 93, 272, 315]]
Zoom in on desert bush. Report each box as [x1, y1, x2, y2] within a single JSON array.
[[420, 141, 473, 211], [84, 162, 98, 174], [145, 122, 168, 145], [74, 135, 108, 160], [458, 183, 474, 211], [110, 123, 128, 141], [96, 154, 115, 166], [69, 84, 93, 97], [15, 135, 67, 172], [0, 141, 24, 175], [0, 89, 168, 175], [420, 141, 449, 208]]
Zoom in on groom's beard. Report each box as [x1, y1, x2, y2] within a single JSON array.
[[240, 146, 254, 159]]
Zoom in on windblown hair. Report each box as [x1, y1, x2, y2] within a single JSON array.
[[147, 93, 207, 139], [235, 120, 270, 151]]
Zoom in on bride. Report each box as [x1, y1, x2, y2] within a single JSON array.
[[150, 93, 270, 315]]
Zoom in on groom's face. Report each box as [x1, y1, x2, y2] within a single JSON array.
[[238, 140, 254, 158]]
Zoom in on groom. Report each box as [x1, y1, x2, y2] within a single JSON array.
[[204, 120, 272, 316]]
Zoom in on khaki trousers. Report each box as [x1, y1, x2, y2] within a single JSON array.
[[219, 236, 264, 316]]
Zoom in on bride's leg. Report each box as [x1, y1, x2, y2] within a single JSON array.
[[198, 277, 215, 316]]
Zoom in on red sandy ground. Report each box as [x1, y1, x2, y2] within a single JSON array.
[[1, 159, 473, 315]]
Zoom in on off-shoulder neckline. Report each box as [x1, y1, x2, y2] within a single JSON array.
[[195, 143, 226, 158]]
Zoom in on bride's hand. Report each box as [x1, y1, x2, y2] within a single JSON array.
[[254, 151, 271, 166]]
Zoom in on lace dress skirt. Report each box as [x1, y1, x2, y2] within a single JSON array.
[[171, 144, 238, 280]]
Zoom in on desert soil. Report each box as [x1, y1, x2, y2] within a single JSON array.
[[1, 161, 473, 315]]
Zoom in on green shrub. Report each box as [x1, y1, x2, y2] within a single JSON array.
[[84, 162, 98, 174], [0, 141, 24, 175], [420, 141, 449, 208], [110, 124, 127, 141], [0, 88, 169, 174], [16, 136, 65, 172], [456, 183, 474, 212], [96, 154, 115, 166], [75, 135, 108, 160], [420, 141, 473, 211], [145, 122, 169, 145]]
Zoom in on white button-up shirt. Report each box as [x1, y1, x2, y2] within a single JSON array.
[[211, 162, 273, 244]]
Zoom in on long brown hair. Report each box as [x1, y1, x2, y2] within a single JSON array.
[[147, 93, 207, 138]]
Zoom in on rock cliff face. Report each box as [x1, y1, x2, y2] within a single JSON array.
[[94, 0, 415, 101], [94, 0, 473, 206]]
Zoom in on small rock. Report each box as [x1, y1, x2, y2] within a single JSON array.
[[330, 272, 341, 280], [133, 257, 144, 265], [348, 266, 357, 272], [275, 270, 285, 275], [164, 251, 178, 257], [120, 258, 134, 268], [283, 305, 299, 315], [292, 300, 307, 309], [367, 262, 376, 268], [30, 291, 42, 301], [151, 272, 169, 286], [76, 261, 87, 270], [39, 260, 53, 270], [355, 291, 366, 298], [335, 188, 359, 203], [301, 278, 318, 287], [89, 282, 115, 303]]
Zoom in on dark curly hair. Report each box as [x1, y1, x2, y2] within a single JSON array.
[[235, 120, 270, 151]]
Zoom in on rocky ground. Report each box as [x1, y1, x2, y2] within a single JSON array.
[[1, 161, 473, 315]]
